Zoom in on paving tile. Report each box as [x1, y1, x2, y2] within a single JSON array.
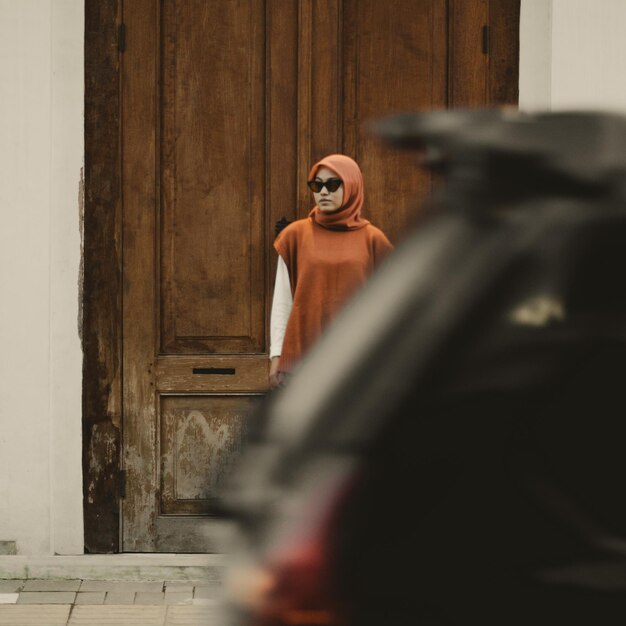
[[135, 591, 165, 605], [69, 605, 166, 625], [163, 583, 194, 593], [193, 585, 223, 600], [0, 580, 25, 593], [164, 592, 192, 605], [75, 591, 106, 605], [0, 594, 18, 604], [186, 580, 217, 588], [166, 605, 224, 625], [80, 580, 164, 592], [0, 604, 71, 625], [104, 591, 136, 605], [23, 579, 81, 592], [192, 598, 220, 606], [18, 591, 77, 604]]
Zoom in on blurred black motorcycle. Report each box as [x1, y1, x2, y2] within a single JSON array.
[[217, 109, 626, 626]]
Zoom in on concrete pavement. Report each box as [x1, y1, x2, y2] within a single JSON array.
[[0, 554, 231, 625], [0, 578, 226, 625]]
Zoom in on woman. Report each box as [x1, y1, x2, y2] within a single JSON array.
[[269, 154, 393, 388]]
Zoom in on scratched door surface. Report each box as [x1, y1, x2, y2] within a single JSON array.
[[120, 0, 506, 551]]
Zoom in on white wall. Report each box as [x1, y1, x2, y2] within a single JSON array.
[[520, 0, 626, 112], [0, 0, 84, 555], [519, 0, 552, 111], [551, 0, 626, 111]]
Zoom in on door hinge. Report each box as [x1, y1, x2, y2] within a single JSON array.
[[118, 23, 126, 53], [119, 469, 127, 499], [482, 25, 489, 55]]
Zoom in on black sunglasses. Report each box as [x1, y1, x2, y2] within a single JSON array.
[[307, 178, 343, 193]]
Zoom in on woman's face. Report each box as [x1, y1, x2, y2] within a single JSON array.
[[312, 166, 344, 212]]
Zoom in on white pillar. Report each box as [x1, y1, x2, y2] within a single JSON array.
[[0, 0, 84, 556], [50, 0, 85, 555], [551, 0, 626, 111], [520, 0, 626, 112], [0, 0, 54, 556], [519, 0, 553, 111]]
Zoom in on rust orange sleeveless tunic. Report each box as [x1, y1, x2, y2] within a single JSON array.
[[274, 154, 393, 372]]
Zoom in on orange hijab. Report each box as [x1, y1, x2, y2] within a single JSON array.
[[308, 154, 370, 230]]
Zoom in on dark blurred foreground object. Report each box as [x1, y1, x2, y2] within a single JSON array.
[[218, 110, 626, 625]]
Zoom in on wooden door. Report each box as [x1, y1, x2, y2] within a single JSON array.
[[122, 0, 284, 552], [120, 0, 516, 552]]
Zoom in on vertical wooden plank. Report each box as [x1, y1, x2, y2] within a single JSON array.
[[430, 0, 449, 200], [250, 0, 268, 353], [488, 0, 520, 106], [310, 0, 342, 163], [122, 0, 159, 551], [342, 0, 449, 242], [297, 0, 313, 218], [298, 0, 342, 217], [341, 0, 359, 160], [449, 0, 489, 107], [159, 0, 177, 356], [267, 1, 298, 224], [83, 0, 122, 553], [432, 0, 449, 110], [267, 0, 298, 328]]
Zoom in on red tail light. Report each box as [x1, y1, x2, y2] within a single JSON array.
[[255, 532, 339, 626], [228, 467, 359, 626]]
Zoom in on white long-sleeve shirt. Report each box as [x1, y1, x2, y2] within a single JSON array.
[[269, 256, 293, 358]]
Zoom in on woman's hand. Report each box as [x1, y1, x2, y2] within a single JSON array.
[[269, 356, 283, 389]]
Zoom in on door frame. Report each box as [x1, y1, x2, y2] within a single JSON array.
[[83, 0, 123, 553], [83, 0, 519, 553]]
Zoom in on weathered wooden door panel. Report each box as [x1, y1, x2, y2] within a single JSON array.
[[120, 0, 518, 552], [122, 0, 159, 552], [123, 0, 284, 552], [160, 0, 266, 354], [160, 395, 255, 516]]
